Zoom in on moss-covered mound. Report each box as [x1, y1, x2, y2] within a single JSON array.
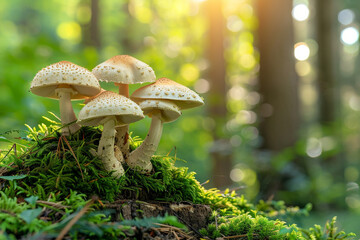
[[0, 123, 356, 239]]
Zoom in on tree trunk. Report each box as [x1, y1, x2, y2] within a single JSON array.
[[256, 0, 300, 196], [81, 0, 101, 49], [315, 0, 344, 201], [205, 0, 233, 189], [315, 0, 338, 125], [257, 0, 299, 151]]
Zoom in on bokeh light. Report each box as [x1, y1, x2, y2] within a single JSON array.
[[56, 22, 81, 42], [230, 168, 244, 182], [294, 42, 310, 61], [194, 78, 210, 94], [306, 138, 322, 158], [292, 4, 310, 22], [295, 61, 311, 76], [341, 27, 359, 45], [227, 15, 243, 32], [180, 63, 200, 82], [338, 9, 355, 25]]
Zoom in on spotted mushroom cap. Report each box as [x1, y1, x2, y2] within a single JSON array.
[[92, 55, 156, 85], [84, 88, 106, 104], [139, 99, 181, 123], [77, 91, 144, 127], [131, 78, 204, 110], [30, 61, 101, 100]]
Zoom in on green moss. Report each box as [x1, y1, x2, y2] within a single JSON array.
[[3, 126, 121, 201], [0, 123, 356, 239]]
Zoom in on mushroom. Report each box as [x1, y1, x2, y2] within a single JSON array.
[[130, 78, 204, 110], [30, 61, 101, 135], [127, 78, 204, 173], [92, 55, 156, 159], [126, 100, 181, 173], [77, 91, 144, 177]]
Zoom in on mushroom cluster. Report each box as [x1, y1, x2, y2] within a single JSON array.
[[30, 56, 204, 177]]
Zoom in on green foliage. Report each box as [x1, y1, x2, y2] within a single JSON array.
[[0, 192, 185, 240], [30, 209, 131, 240], [199, 212, 303, 239], [300, 217, 356, 240], [256, 199, 313, 222], [199, 214, 356, 240], [199, 188, 253, 216], [0, 192, 49, 236]]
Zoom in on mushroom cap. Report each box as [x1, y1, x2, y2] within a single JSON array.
[[77, 91, 144, 126], [30, 61, 101, 100], [84, 88, 106, 104], [139, 99, 181, 123], [131, 78, 204, 110], [92, 55, 156, 85]]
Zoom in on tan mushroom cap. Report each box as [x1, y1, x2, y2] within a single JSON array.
[[30, 61, 101, 99], [77, 91, 144, 126], [139, 100, 181, 123], [131, 78, 204, 110], [92, 55, 156, 85]]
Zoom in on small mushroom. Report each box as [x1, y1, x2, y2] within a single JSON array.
[[128, 78, 204, 173], [126, 100, 181, 173], [77, 91, 144, 177], [30, 61, 101, 135], [92, 55, 156, 159]]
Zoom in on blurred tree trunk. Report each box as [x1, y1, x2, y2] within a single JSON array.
[[316, 0, 338, 124], [315, 0, 344, 190], [205, 0, 232, 189], [256, 0, 300, 196], [120, 0, 138, 53], [81, 0, 101, 49]]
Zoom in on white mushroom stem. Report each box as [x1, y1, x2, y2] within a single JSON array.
[[127, 113, 163, 173], [98, 116, 125, 178], [55, 88, 81, 136], [115, 126, 130, 159], [114, 83, 130, 160]]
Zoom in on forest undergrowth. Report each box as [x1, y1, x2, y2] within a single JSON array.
[[0, 116, 356, 239]]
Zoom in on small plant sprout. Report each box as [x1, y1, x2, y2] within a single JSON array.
[[128, 78, 204, 173], [77, 91, 144, 177], [127, 100, 181, 173], [30, 61, 101, 136], [92, 55, 156, 159]]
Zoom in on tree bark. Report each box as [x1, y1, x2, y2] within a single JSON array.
[[205, 0, 233, 189]]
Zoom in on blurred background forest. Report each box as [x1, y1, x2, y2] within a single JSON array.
[[1, 0, 360, 234]]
